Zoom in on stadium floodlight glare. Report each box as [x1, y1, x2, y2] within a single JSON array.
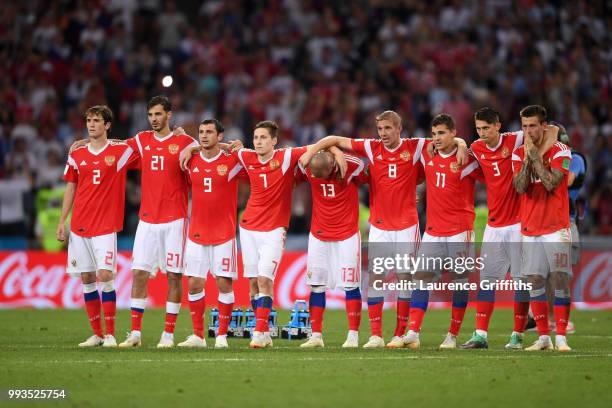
[[162, 75, 173, 87]]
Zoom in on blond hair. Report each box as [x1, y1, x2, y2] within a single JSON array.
[[375, 110, 402, 128]]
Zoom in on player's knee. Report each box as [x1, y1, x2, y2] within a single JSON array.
[[188, 277, 205, 294], [528, 275, 546, 289], [80, 272, 96, 284], [216, 277, 233, 293], [167, 272, 182, 287], [98, 269, 114, 282], [132, 269, 150, 287]]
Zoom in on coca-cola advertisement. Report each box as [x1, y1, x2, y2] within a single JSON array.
[[0, 250, 610, 309]]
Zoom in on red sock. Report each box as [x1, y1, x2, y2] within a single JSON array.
[[449, 306, 467, 336], [310, 306, 325, 333], [255, 307, 271, 332], [131, 309, 143, 331], [531, 300, 550, 336], [554, 304, 571, 336], [345, 299, 361, 331], [394, 299, 410, 337], [84, 293, 103, 337], [101, 291, 116, 336], [165, 313, 178, 334], [475, 301, 495, 332], [189, 297, 206, 338], [367, 302, 383, 337], [408, 308, 426, 333], [513, 301, 530, 333], [218, 302, 233, 336]]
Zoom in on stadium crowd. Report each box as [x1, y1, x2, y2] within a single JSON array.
[[0, 0, 610, 247]]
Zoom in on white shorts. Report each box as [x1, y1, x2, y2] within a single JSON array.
[[239, 226, 286, 280], [522, 228, 572, 277], [368, 224, 420, 274], [67, 232, 117, 276], [570, 220, 581, 266], [480, 223, 522, 281], [184, 238, 238, 279], [307, 232, 361, 290], [132, 218, 187, 276], [418, 231, 475, 276]]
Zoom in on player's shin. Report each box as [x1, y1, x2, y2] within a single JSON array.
[[408, 287, 429, 333], [513, 287, 530, 333], [188, 291, 205, 338], [367, 295, 384, 337], [101, 280, 116, 336], [475, 286, 495, 336], [309, 286, 326, 335], [217, 291, 235, 337], [130, 298, 147, 334], [83, 282, 103, 337], [394, 290, 411, 337], [255, 295, 273, 333], [529, 286, 550, 336], [345, 288, 362, 332], [165, 301, 181, 335], [553, 290, 571, 336], [449, 284, 469, 336]]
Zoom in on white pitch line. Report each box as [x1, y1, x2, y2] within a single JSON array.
[[9, 354, 612, 365]]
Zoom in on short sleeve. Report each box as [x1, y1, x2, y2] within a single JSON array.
[[511, 148, 524, 175], [63, 155, 78, 183], [290, 146, 308, 168], [551, 145, 572, 175]]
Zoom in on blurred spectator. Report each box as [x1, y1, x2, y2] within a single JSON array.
[[0, 0, 610, 244]]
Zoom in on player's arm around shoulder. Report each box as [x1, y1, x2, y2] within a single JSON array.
[[299, 135, 355, 169]]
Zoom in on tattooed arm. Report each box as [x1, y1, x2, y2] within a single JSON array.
[[512, 157, 532, 194], [528, 149, 565, 192]]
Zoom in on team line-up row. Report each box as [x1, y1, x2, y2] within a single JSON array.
[[58, 96, 575, 352]]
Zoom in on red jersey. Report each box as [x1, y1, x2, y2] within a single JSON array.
[[511, 142, 571, 236], [420, 142, 484, 236], [64, 141, 139, 237], [127, 131, 198, 224], [471, 131, 523, 227], [298, 155, 367, 241], [350, 138, 425, 231], [186, 150, 245, 245], [237, 147, 307, 231]]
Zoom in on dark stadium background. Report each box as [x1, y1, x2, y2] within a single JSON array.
[[0, 0, 610, 251]]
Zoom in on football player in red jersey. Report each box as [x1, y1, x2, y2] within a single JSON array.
[[181, 120, 346, 348], [461, 107, 558, 350], [58, 105, 139, 347], [177, 119, 245, 349], [300, 111, 468, 348], [403, 114, 484, 350], [512, 105, 573, 352], [297, 151, 367, 348]]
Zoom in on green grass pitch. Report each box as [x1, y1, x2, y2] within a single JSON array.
[[1, 308, 611, 408]]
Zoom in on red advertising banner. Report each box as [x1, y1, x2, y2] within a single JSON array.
[[0, 250, 610, 310]]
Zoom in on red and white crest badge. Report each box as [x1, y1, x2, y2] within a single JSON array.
[[217, 164, 228, 176], [105, 155, 116, 166], [168, 144, 179, 154]]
